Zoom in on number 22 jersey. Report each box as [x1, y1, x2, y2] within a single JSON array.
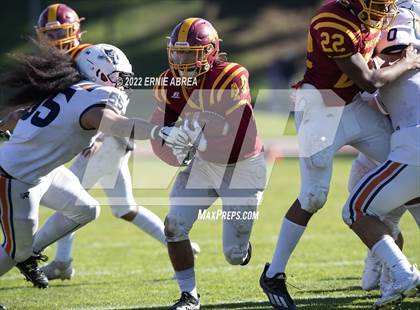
[[0, 81, 128, 185], [300, 0, 381, 103]]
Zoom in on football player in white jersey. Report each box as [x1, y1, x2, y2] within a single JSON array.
[[0, 3, 200, 281], [350, 0, 420, 293], [342, 8, 420, 308], [0, 43, 187, 288]]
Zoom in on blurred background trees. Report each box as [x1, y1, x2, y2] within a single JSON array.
[[0, 0, 322, 112]]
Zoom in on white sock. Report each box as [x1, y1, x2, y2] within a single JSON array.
[[266, 218, 306, 277], [175, 267, 198, 299], [131, 206, 166, 245], [55, 232, 75, 262], [372, 235, 412, 282], [33, 212, 80, 254], [0, 246, 16, 276]]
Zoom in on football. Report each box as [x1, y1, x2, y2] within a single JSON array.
[[184, 111, 230, 137]]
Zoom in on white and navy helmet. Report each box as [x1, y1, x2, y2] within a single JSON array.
[[376, 7, 420, 54], [75, 43, 133, 88]]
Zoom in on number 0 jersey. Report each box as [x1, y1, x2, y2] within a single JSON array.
[[379, 69, 420, 166], [0, 81, 128, 185], [300, 0, 381, 103]]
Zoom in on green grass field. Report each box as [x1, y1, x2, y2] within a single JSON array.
[[0, 157, 419, 310]]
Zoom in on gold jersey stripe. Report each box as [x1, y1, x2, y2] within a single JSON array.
[[217, 67, 246, 102], [198, 75, 206, 110], [210, 63, 238, 105], [153, 85, 162, 103], [314, 22, 359, 43], [178, 18, 198, 42], [153, 71, 168, 103], [160, 71, 170, 104], [48, 4, 60, 23], [307, 32, 314, 53], [225, 99, 249, 116], [311, 12, 361, 34]]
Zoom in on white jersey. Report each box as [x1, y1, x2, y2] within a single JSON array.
[[397, 0, 420, 15], [0, 81, 129, 185], [378, 71, 420, 166]]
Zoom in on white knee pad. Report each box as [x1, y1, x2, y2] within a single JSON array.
[[309, 150, 331, 169], [223, 243, 249, 265], [222, 205, 255, 265], [299, 184, 329, 214], [164, 213, 190, 242], [65, 200, 100, 225]]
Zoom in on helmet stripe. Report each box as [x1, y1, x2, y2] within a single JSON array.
[[47, 4, 60, 23], [177, 18, 199, 42]]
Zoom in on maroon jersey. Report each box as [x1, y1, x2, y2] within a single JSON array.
[[300, 0, 381, 103], [150, 61, 263, 166], [69, 43, 92, 61]]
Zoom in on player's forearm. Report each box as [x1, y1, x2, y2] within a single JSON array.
[[370, 59, 413, 90], [101, 117, 159, 140]]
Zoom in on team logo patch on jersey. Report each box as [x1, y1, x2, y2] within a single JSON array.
[[104, 49, 119, 65], [20, 191, 30, 199], [171, 91, 181, 99]]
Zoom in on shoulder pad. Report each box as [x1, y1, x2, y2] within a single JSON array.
[[91, 86, 130, 115]]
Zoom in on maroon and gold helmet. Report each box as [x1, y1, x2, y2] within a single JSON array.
[[342, 0, 397, 29], [167, 18, 220, 78], [35, 3, 84, 52]]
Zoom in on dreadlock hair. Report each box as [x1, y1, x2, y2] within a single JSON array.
[[0, 39, 82, 108]]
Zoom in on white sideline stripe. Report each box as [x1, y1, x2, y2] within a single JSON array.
[[279, 296, 288, 308], [0, 260, 367, 281]]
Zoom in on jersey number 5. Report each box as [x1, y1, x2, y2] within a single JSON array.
[[21, 89, 76, 128]]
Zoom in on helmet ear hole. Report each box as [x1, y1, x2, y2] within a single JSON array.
[[100, 73, 108, 82]]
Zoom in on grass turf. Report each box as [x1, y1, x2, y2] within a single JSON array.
[[0, 156, 419, 309]]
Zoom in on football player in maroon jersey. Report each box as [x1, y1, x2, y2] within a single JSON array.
[[150, 18, 266, 309], [260, 1, 420, 309]]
